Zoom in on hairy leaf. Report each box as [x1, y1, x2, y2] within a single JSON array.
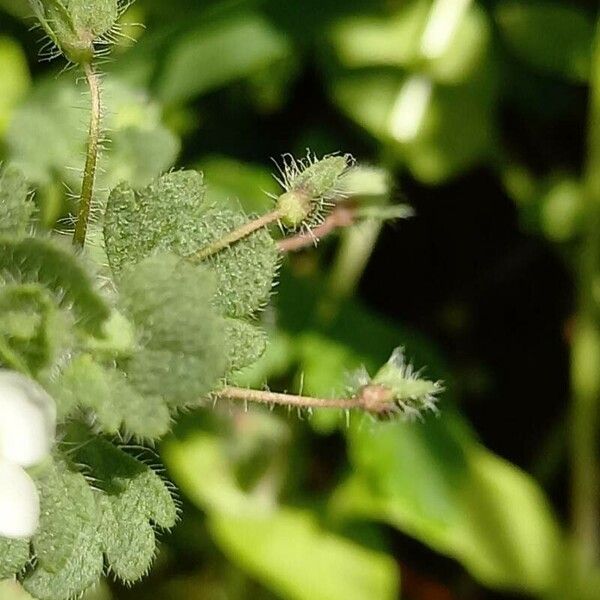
[[104, 170, 207, 274], [53, 355, 171, 439], [23, 518, 103, 600], [0, 537, 30, 578], [0, 283, 64, 374], [97, 495, 156, 583], [187, 209, 279, 318], [224, 318, 268, 374], [0, 237, 109, 335], [0, 166, 33, 236], [118, 253, 228, 406], [32, 458, 98, 573], [104, 170, 279, 318], [74, 438, 177, 584]]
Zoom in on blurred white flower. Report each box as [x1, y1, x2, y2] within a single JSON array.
[[420, 0, 472, 60], [0, 370, 56, 539], [389, 75, 433, 142], [0, 460, 41, 539]]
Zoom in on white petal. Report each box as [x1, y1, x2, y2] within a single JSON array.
[[0, 459, 40, 539], [0, 370, 56, 467]]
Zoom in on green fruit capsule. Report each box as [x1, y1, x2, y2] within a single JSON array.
[[30, 0, 119, 64], [276, 189, 313, 228]]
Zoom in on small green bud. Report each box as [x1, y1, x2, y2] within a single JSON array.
[[276, 190, 312, 228], [351, 348, 442, 419], [370, 348, 442, 419], [30, 0, 119, 64], [288, 155, 353, 199], [274, 152, 354, 229]]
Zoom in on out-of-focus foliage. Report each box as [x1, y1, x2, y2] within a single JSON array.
[[0, 37, 29, 135], [1, 0, 600, 599]]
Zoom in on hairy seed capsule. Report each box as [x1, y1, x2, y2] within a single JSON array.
[[276, 190, 313, 228], [30, 0, 119, 64]]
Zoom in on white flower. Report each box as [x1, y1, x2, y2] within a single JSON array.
[[0, 370, 56, 539], [0, 460, 41, 539]]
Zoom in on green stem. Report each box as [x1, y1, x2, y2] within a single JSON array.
[[215, 386, 361, 410], [214, 384, 396, 415], [276, 202, 357, 252], [190, 209, 283, 262], [73, 63, 101, 249], [570, 19, 600, 570]]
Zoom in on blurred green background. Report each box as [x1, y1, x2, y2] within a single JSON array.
[[1, 0, 600, 598]]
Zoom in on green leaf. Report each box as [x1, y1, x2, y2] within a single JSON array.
[[164, 432, 277, 517], [156, 11, 291, 103], [83, 309, 136, 358], [0, 37, 29, 135], [23, 518, 103, 600], [199, 156, 277, 215], [330, 2, 490, 85], [496, 1, 594, 82], [23, 457, 104, 600], [329, 2, 429, 69], [332, 413, 565, 594], [0, 283, 63, 374], [105, 171, 279, 318], [224, 318, 268, 374], [0, 36, 29, 128], [32, 458, 98, 573], [53, 355, 171, 439], [103, 170, 207, 274], [229, 330, 296, 388], [330, 66, 498, 183], [118, 253, 228, 406], [97, 494, 156, 584], [108, 126, 180, 190], [7, 77, 179, 203], [165, 431, 398, 600], [210, 510, 399, 600], [73, 437, 177, 583], [0, 0, 30, 19], [0, 237, 110, 335], [190, 209, 279, 318], [0, 537, 29, 578], [0, 166, 34, 236]]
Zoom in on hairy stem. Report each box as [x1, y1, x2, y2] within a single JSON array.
[[215, 386, 361, 410], [214, 384, 396, 415], [73, 63, 101, 249], [277, 203, 356, 252], [571, 20, 600, 570], [191, 209, 284, 262]]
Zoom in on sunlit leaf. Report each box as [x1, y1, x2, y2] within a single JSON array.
[[156, 12, 291, 103], [333, 413, 565, 594]]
